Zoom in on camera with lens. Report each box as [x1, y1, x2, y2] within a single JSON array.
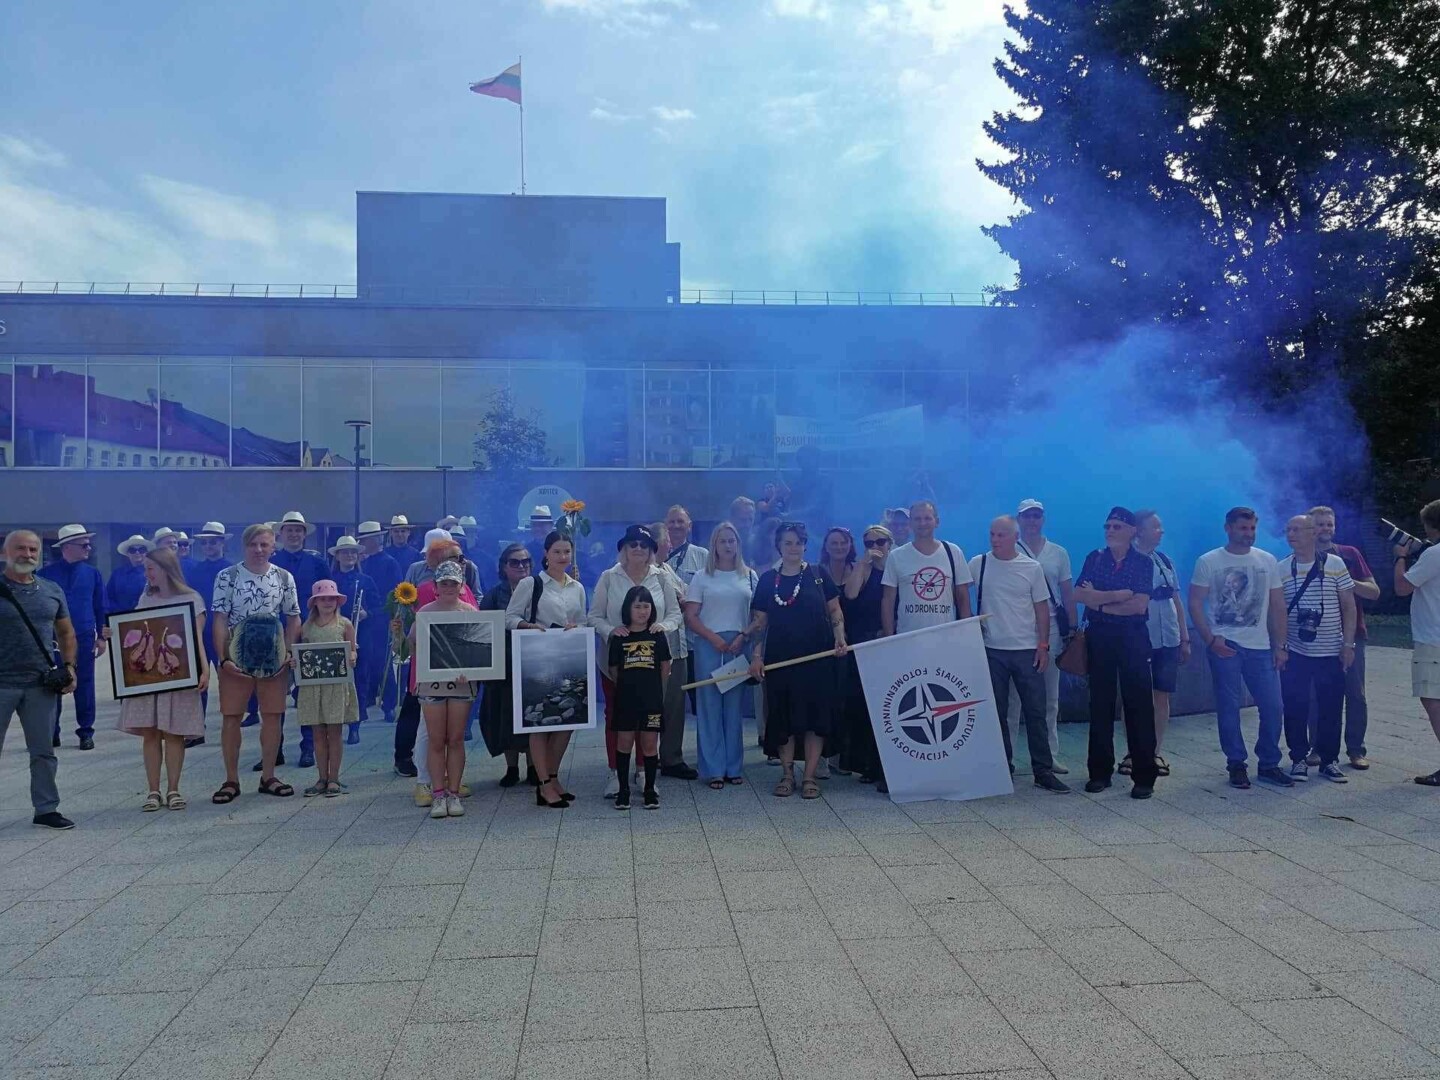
[[1380, 519, 1435, 562], [1295, 607, 1322, 644], [1151, 584, 1176, 602]]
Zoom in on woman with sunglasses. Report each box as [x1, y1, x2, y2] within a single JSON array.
[[480, 543, 538, 788], [843, 525, 894, 790], [746, 522, 847, 799]]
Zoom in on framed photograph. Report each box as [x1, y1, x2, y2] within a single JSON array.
[[292, 642, 352, 686], [512, 628, 596, 734], [416, 609, 505, 683], [107, 602, 202, 699]]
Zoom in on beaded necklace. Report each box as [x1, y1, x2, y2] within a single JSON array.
[[773, 562, 807, 607]]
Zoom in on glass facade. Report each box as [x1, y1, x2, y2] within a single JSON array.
[[0, 356, 966, 470]]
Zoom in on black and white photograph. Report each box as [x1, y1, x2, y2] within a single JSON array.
[[291, 641, 352, 686], [512, 628, 596, 734], [415, 609, 506, 683]]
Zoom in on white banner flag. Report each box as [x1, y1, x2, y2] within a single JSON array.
[[851, 616, 1013, 803]]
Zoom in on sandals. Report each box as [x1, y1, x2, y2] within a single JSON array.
[[801, 779, 821, 800], [303, 783, 326, 798], [708, 779, 726, 790], [165, 791, 186, 811], [1156, 756, 1171, 777], [1416, 770, 1440, 787], [211, 780, 240, 805], [142, 791, 163, 812], [725, 776, 744, 785], [773, 775, 795, 798], [257, 777, 294, 797], [324, 781, 343, 798], [1118, 756, 1133, 776]]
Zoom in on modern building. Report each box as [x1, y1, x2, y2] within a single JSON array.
[[0, 190, 1016, 569]]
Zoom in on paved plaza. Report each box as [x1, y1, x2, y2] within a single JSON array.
[[5, 647, 1440, 1080]]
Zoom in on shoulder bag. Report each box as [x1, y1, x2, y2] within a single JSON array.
[[1056, 549, 1097, 677], [0, 579, 72, 693], [1017, 539, 1072, 638]]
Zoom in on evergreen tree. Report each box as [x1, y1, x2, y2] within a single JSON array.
[[471, 386, 552, 545]]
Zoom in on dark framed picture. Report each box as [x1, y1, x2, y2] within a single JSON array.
[[292, 642, 352, 686], [107, 602, 202, 699], [416, 609, 505, 683], [512, 628, 596, 734]]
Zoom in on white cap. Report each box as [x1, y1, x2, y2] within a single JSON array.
[[355, 520, 384, 539], [117, 534, 155, 556], [278, 511, 315, 536], [423, 528, 453, 552], [1017, 499, 1045, 515], [53, 524, 94, 548]]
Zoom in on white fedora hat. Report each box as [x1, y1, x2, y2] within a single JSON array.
[[530, 505, 553, 524], [328, 535, 361, 556], [277, 511, 316, 536], [151, 527, 178, 544], [437, 515, 460, 531], [195, 521, 231, 539], [117, 534, 155, 556], [449, 524, 467, 538], [355, 520, 384, 539], [458, 515, 477, 528], [174, 531, 191, 543], [53, 524, 95, 548], [388, 515, 412, 529]]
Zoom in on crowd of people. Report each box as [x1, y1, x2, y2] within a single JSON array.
[[2, 492, 1438, 830]]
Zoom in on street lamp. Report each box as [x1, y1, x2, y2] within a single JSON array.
[[344, 419, 371, 530], [436, 465, 453, 520]]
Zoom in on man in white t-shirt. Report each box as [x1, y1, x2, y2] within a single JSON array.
[[1188, 507, 1291, 790], [880, 501, 973, 636], [1393, 499, 1440, 787], [970, 517, 1068, 792], [1015, 498, 1075, 772]]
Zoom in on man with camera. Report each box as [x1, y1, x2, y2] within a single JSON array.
[[1307, 506, 1379, 768], [0, 530, 77, 830], [1392, 500, 1440, 787], [1278, 515, 1357, 783]]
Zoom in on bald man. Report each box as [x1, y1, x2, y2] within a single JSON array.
[[0, 531, 77, 829]]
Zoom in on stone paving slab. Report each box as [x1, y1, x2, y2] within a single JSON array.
[[6, 646, 1440, 1078]]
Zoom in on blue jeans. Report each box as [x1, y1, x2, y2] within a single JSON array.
[[1207, 642, 1284, 770], [693, 632, 746, 781]]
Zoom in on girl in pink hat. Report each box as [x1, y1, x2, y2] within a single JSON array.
[[298, 580, 358, 796]]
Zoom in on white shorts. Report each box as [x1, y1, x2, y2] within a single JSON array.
[[1415, 642, 1440, 699]]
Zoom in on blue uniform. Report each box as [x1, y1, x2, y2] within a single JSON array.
[[361, 550, 405, 720], [38, 559, 106, 740], [332, 566, 383, 720], [105, 562, 147, 615], [385, 542, 424, 578]]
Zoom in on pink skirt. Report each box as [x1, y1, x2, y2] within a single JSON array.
[[117, 689, 206, 738]]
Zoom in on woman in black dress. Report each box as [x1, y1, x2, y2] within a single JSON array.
[[479, 543, 536, 787], [841, 524, 892, 790], [746, 522, 847, 799]]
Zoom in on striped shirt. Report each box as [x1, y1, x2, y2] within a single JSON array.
[[1277, 553, 1353, 657]]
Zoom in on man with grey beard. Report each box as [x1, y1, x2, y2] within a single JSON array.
[[0, 530, 77, 830]]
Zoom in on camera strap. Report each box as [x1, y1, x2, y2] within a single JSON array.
[[1018, 540, 1070, 637], [1287, 556, 1325, 615], [976, 554, 987, 614], [0, 579, 64, 673]]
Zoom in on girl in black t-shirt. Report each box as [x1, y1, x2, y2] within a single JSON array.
[[607, 586, 671, 810]]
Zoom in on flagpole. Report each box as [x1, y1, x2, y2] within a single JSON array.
[[518, 55, 526, 195]]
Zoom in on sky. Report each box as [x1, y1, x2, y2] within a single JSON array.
[[0, 0, 1021, 294]]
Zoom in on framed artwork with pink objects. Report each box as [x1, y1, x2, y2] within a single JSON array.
[[106, 602, 202, 698]]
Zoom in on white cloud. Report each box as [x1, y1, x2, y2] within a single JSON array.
[[770, 0, 831, 18], [689, 19, 720, 31], [590, 102, 636, 123], [840, 139, 890, 165], [860, 0, 1010, 54], [536, 0, 688, 32], [651, 105, 696, 122], [141, 175, 283, 249], [0, 133, 67, 169], [761, 90, 826, 137]]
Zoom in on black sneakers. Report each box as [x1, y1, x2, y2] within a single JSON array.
[[643, 789, 659, 810], [1034, 772, 1071, 793], [1256, 766, 1295, 788], [1083, 778, 1112, 793], [33, 812, 75, 830], [615, 787, 631, 811], [1228, 765, 1251, 789]]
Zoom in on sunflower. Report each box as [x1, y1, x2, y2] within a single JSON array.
[[561, 499, 586, 514], [392, 581, 419, 605]]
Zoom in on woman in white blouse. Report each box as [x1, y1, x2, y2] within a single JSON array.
[[590, 524, 683, 798], [506, 531, 588, 810]]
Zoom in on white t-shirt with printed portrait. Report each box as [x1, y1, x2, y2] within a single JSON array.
[[1190, 547, 1281, 652]]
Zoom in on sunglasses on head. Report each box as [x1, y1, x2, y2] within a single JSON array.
[[863, 537, 891, 549]]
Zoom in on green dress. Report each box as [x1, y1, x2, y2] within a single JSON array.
[[297, 617, 359, 726]]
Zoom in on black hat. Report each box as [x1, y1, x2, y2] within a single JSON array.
[[1106, 506, 1138, 527], [617, 524, 658, 553]]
